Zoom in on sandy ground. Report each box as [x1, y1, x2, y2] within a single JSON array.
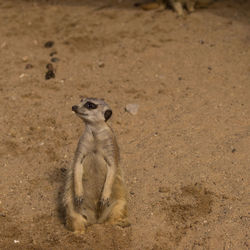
[[0, 0, 249, 249]]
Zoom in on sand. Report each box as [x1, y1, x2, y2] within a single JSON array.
[[0, 0, 249, 249]]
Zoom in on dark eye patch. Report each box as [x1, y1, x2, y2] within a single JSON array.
[[104, 109, 112, 121], [84, 101, 97, 110]]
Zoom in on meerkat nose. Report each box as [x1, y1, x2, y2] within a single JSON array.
[[72, 105, 78, 112]]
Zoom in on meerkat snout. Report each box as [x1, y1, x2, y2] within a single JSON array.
[[72, 105, 78, 112]]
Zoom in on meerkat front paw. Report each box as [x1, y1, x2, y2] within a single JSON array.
[[99, 197, 110, 209], [74, 196, 84, 206]]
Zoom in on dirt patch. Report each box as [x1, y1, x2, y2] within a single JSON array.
[[155, 184, 214, 248]]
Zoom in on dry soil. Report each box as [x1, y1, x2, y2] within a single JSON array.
[[0, 0, 249, 249]]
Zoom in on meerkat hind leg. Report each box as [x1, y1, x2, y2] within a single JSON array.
[[107, 174, 130, 227], [66, 212, 87, 234], [64, 168, 87, 233], [108, 200, 130, 228], [99, 175, 130, 227], [99, 199, 130, 228], [65, 200, 87, 233]]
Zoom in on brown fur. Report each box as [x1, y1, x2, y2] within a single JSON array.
[[63, 98, 130, 233]]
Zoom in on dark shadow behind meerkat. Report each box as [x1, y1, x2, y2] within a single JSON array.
[[63, 97, 130, 233]]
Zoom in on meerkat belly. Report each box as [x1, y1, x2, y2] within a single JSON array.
[[81, 152, 107, 208]]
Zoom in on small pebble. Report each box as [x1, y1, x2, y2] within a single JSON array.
[[208, 66, 212, 71], [45, 63, 55, 79], [232, 148, 236, 153], [19, 73, 26, 78], [98, 61, 105, 68], [1, 42, 7, 49], [25, 64, 33, 69], [125, 104, 139, 115], [51, 57, 60, 63], [199, 40, 205, 44], [130, 191, 135, 195], [45, 70, 55, 80], [178, 77, 182, 81], [159, 187, 170, 193], [22, 56, 29, 62], [50, 51, 57, 57], [44, 41, 54, 48], [46, 63, 54, 71]]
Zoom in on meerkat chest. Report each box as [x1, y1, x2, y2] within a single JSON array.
[[82, 152, 107, 198], [93, 137, 113, 155]]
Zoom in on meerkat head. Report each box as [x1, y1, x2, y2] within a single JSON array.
[[72, 97, 112, 124]]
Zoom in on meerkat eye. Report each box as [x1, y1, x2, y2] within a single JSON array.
[[84, 101, 97, 110]]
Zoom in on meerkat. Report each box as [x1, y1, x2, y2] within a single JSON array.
[[135, 0, 214, 16], [63, 97, 130, 233]]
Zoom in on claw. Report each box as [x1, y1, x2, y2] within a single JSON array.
[[75, 196, 84, 206], [115, 219, 131, 228], [99, 198, 110, 210]]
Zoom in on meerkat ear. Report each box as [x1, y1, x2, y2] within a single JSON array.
[[104, 110, 112, 122]]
